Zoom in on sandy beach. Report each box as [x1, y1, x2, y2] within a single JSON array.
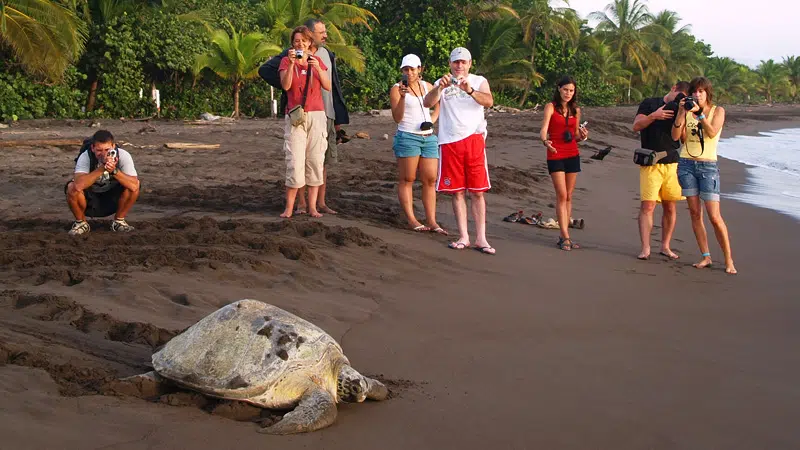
[[1, 104, 799, 449]]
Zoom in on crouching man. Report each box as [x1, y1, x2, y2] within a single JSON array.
[[65, 130, 140, 235]]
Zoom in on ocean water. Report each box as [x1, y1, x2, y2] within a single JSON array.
[[717, 128, 800, 221]]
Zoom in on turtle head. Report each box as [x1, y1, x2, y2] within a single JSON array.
[[337, 365, 368, 403]]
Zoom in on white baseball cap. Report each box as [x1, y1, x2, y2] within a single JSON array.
[[400, 54, 422, 69], [450, 47, 472, 62]]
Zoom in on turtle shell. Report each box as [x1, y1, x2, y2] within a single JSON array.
[[152, 299, 346, 408]]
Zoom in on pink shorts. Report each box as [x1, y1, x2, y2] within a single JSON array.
[[437, 134, 491, 193]]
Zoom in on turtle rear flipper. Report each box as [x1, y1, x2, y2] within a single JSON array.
[[257, 387, 337, 435]]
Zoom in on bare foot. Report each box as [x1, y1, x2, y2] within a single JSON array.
[[309, 210, 323, 218], [637, 249, 650, 260], [659, 249, 680, 260], [294, 208, 307, 215], [279, 210, 293, 218], [692, 257, 713, 269], [725, 261, 737, 275], [318, 205, 337, 214]]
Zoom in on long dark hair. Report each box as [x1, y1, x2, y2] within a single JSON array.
[[551, 76, 578, 116], [689, 76, 714, 107]]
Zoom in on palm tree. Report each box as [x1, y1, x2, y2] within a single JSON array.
[[255, 0, 377, 72], [516, 0, 580, 106], [644, 10, 700, 94], [582, 36, 630, 86], [469, 17, 540, 95], [590, 0, 664, 96], [782, 55, 800, 101], [704, 57, 749, 103], [196, 21, 281, 117], [0, 0, 87, 81], [756, 59, 788, 103]]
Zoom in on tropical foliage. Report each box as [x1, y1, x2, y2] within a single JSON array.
[[0, 0, 796, 121]]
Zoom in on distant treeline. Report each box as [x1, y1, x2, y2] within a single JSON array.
[[1, 0, 798, 121]]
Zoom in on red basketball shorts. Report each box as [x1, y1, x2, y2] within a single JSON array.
[[436, 133, 491, 193]]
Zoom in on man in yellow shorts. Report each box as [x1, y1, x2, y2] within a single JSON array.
[[632, 81, 689, 260]]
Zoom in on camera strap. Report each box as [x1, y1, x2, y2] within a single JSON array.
[[294, 63, 313, 109], [408, 81, 431, 123], [685, 110, 706, 158]]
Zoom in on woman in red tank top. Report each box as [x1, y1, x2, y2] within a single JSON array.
[[539, 76, 589, 251]]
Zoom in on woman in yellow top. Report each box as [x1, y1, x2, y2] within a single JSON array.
[[671, 77, 736, 274]]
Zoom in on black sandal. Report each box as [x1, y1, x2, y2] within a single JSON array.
[[557, 237, 572, 251]]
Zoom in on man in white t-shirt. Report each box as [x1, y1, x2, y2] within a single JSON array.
[[64, 130, 140, 235], [423, 47, 495, 255]]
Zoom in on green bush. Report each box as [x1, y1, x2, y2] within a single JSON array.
[[0, 63, 87, 121]]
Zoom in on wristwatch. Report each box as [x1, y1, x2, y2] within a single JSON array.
[[111, 168, 119, 176]]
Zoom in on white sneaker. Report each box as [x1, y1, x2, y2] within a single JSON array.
[[68, 220, 90, 236], [111, 218, 134, 232]]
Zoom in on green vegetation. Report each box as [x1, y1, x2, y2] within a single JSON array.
[[0, 0, 796, 120]]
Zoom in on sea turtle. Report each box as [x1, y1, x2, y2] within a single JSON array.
[[125, 299, 388, 434]]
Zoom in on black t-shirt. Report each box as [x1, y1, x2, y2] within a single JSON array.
[[637, 97, 680, 164]]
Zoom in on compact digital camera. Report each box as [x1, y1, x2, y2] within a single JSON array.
[[451, 77, 459, 86], [563, 130, 574, 143], [107, 148, 117, 160], [295, 49, 304, 59]]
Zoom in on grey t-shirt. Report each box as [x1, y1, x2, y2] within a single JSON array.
[[74, 147, 137, 193], [314, 46, 335, 120]]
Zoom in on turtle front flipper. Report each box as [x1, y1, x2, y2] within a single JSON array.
[[257, 387, 337, 435], [364, 376, 389, 401]]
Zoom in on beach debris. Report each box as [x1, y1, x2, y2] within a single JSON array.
[[590, 146, 612, 161], [0, 139, 82, 148], [381, 134, 389, 140], [163, 142, 221, 150], [116, 299, 388, 434], [201, 112, 222, 121], [138, 124, 157, 134], [89, 121, 101, 128], [355, 132, 370, 139]]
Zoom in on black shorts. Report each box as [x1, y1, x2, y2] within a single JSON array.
[[547, 156, 581, 174], [64, 181, 123, 218]]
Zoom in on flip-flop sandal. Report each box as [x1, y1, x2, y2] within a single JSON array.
[[503, 210, 524, 223], [519, 216, 537, 225], [431, 227, 449, 236], [448, 241, 468, 250], [474, 246, 496, 255], [413, 225, 431, 232], [556, 237, 572, 251]]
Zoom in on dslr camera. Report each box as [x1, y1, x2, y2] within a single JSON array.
[[683, 96, 696, 111]]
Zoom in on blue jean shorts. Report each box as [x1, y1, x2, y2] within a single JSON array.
[[677, 158, 720, 201], [393, 131, 439, 159]]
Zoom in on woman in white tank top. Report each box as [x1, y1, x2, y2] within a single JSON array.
[[389, 54, 447, 235]]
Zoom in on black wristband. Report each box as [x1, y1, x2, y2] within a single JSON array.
[[468, 88, 475, 96]]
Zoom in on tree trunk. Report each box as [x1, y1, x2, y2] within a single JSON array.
[[233, 82, 240, 118], [519, 35, 538, 108], [86, 77, 99, 111]]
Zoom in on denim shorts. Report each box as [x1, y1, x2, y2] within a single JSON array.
[[677, 158, 720, 201], [393, 131, 439, 159]]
